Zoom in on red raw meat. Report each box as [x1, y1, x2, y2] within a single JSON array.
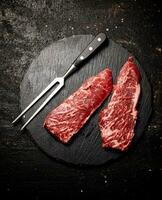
[[99, 57, 141, 151], [44, 69, 112, 143]]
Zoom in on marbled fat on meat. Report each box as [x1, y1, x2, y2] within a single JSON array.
[[99, 57, 141, 151], [44, 69, 112, 143]]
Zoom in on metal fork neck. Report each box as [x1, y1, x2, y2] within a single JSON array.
[[63, 64, 76, 79]]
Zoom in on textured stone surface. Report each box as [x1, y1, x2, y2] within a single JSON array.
[[20, 35, 151, 165], [0, 0, 162, 198]]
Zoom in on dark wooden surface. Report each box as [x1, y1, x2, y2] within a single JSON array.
[[20, 35, 151, 165], [0, 0, 162, 198]]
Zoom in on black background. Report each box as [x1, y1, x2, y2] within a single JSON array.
[[0, 0, 162, 199]]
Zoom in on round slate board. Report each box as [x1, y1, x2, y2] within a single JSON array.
[[20, 35, 152, 166]]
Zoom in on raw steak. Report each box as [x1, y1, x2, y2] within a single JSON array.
[[99, 57, 141, 151], [44, 69, 112, 143]]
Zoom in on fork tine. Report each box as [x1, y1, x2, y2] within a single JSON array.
[[20, 80, 64, 131], [12, 78, 60, 124]]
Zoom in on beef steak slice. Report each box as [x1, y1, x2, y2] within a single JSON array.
[[44, 68, 112, 143], [99, 57, 141, 151]]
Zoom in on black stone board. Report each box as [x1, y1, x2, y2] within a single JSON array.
[[20, 35, 152, 165]]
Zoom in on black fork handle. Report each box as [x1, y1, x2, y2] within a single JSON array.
[[74, 33, 107, 67]]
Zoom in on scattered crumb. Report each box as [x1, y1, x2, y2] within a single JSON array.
[[121, 18, 124, 23], [148, 169, 152, 172], [86, 26, 89, 29], [106, 28, 109, 31], [105, 180, 108, 183], [155, 47, 162, 53], [115, 25, 118, 29], [80, 189, 83, 193], [71, 27, 74, 30], [45, 25, 48, 27]]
